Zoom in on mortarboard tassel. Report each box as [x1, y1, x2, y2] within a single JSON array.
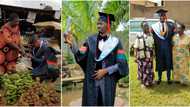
[[107, 15, 111, 33]]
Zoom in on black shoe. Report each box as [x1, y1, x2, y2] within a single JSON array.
[[167, 81, 172, 85], [157, 80, 161, 85]]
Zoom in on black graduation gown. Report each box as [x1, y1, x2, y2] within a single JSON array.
[[73, 34, 129, 106], [152, 22, 176, 71]]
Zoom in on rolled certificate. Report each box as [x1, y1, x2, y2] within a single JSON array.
[[64, 16, 72, 43], [65, 16, 72, 34]]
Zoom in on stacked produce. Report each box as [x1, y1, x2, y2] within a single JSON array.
[[15, 57, 32, 72], [0, 71, 34, 105], [18, 81, 61, 106]]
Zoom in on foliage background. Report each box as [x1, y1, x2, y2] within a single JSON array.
[[62, 1, 129, 64]]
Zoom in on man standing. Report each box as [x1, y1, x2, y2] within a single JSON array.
[[64, 12, 128, 106], [151, 9, 176, 84]]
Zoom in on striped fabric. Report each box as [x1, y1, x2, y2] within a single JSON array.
[[117, 49, 127, 62], [47, 60, 57, 66], [79, 46, 87, 54]]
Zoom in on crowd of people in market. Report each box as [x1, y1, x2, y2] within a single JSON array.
[[0, 13, 60, 82]]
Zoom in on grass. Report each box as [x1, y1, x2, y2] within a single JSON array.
[[130, 57, 190, 106]]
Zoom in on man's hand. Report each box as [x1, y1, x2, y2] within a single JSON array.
[[64, 31, 73, 47], [92, 68, 108, 80], [20, 49, 25, 56], [18, 48, 25, 57]]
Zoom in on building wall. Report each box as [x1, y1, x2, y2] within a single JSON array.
[[130, 1, 190, 27]]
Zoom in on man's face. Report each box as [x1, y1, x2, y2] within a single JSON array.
[[160, 14, 166, 23], [97, 19, 107, 35], [34, 40, 41, 48]]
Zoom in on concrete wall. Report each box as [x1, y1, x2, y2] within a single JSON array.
[[130, 1, 190, 27]]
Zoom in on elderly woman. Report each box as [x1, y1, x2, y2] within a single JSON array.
[[1, 13, 25, 72], [134, 21, 155, 87], [172, 22, 190, 85]]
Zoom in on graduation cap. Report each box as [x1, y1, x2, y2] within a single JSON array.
[[156, 9, 168, 16], [98, 12, 115, 33]]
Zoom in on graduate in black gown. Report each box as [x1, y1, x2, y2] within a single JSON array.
[[64, 12, 129, 106], [151, 9, 176, 84]]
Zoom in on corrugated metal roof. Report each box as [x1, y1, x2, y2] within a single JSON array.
[[0, 0, 61, 11]]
